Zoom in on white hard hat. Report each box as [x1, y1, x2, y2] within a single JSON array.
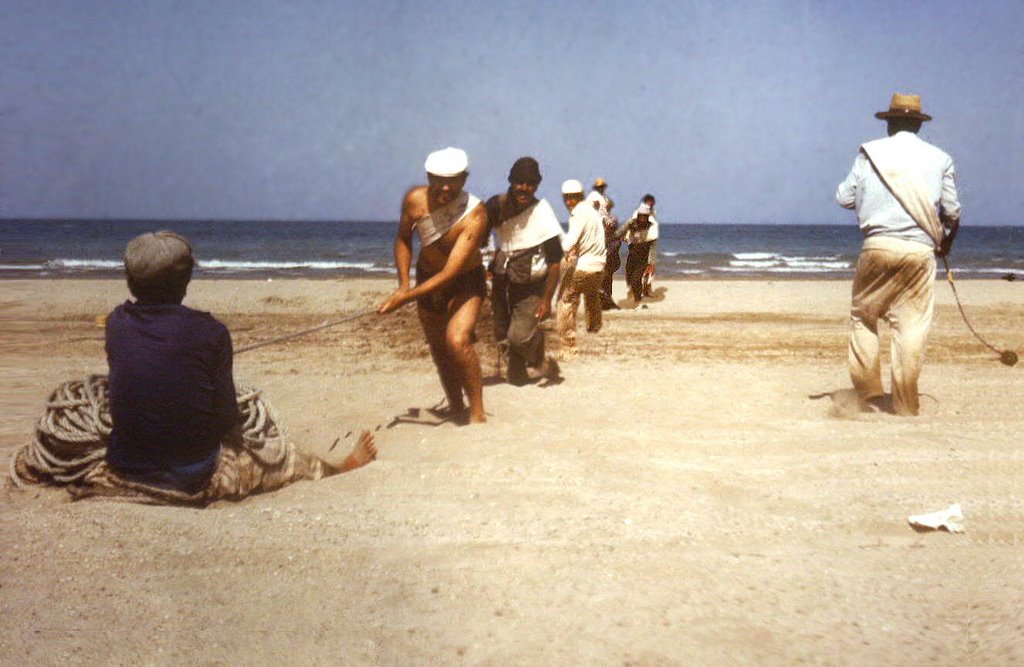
[[561, 179, 584, 194], [424, 147, 469, 177]]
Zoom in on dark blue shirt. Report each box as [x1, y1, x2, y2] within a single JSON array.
[[105, 301, 238, 491]]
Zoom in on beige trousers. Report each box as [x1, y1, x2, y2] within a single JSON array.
[[557, 269, 604, 359], [849, 236, 936, 415]]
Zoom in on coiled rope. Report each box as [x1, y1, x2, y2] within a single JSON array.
[[9, 375, 287, 489]]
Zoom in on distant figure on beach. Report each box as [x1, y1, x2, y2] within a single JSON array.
[[618, 203, 658, 303], [600, 210, 622, 310], [836, 93, 961, 415], [631, 194, 660, 297], [485, 157, 563, 385], [13, 231, 377, 504], [556, 179, 607, 360], [378, 147, 488, 424], [587, 177, 615, 219], [589, 179, 620, 310]]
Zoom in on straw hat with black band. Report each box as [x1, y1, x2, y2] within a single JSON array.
[[875, 93, 932, 122]]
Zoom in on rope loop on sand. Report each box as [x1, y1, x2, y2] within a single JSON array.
[[10, 375, 286, 488]]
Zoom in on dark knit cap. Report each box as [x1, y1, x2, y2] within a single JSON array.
[[507, 156, 542, 185]]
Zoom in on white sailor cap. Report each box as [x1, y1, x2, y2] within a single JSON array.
[[561, 179, 584, 194], [424, 147, 469, 177]]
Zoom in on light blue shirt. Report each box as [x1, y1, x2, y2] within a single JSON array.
[[836, 131, 961, 247]]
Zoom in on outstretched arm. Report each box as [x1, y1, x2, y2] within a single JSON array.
[[378, 204, 486, 313], [377, 189, 418, 314]]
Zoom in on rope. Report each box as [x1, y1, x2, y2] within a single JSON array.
[[234, 310, 374, 355], [9, 375, 288, 489], [942, 257, 1018, 366]]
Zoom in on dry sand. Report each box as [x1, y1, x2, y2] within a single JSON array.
[[1, 277, 1022, 666]]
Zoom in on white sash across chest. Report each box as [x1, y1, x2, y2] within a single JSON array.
[[413, 191, 481, 247]]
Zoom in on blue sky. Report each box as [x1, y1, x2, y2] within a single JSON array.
[[2, 1, 1021, 224]]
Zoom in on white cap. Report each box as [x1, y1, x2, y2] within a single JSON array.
[[637, 203, 653, 215], [424, 147, 469, 177], [561, 179, 584, 194]]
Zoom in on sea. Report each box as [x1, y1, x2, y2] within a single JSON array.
[[2, 219, 1022, 280]]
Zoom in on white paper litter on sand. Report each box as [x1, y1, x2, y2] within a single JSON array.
[[908, 503, 964, 533]]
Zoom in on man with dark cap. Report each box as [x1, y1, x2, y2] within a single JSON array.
[[836, 93, 961, 416], [50, 230, 377, 503], [485, 157, 564, 385]]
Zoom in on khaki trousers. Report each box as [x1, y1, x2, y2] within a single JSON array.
[[849, 236, 936, 416], [557, 269, 604, 359]]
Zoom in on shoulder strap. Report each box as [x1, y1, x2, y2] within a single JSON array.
[[860, 141, 944, 249]]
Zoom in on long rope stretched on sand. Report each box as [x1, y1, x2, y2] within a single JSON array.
[[9, 375, 289, 490], [942, 257, 1018, 367], [234, 309, 375, 354]]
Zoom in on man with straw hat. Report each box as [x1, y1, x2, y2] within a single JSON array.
[[836, 93, 961, 415], [587, 177, 614, 218]]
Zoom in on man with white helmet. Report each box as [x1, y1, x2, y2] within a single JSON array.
[[557, 179, 607, 360], [379, 147, 488, 424], [617, 202, 658, 303]]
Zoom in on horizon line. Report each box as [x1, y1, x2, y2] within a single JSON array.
[[4, 218, 1022, 227]]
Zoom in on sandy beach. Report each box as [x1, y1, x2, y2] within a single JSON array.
[[1, 276, 1022, 665]]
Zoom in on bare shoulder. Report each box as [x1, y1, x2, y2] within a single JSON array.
[[402, 185, 429, 221], [465, 200, 488, 228]]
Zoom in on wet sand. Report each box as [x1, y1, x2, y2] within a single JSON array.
[[2, 277, 1022, 665]]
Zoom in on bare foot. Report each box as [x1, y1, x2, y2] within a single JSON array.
[[334, 430, 377, 473]]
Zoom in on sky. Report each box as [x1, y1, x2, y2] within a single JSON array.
[[2, 0, 1022, 224]]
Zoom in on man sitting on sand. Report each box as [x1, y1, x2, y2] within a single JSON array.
[[378, 147, 488, 423], [14, 230, 376, 504]]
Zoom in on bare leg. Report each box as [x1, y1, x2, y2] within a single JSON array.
[[446, 294, 486, 424], [418, 303, 468, 414], [332, 431, 377, 473]]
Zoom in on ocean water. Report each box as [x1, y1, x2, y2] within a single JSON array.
[[1, 219, 1021, 280]]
